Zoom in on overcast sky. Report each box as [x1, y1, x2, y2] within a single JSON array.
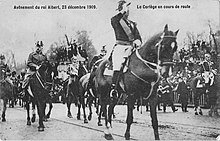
[[0, 0, 219, 64]]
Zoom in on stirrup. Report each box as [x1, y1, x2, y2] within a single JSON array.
[[109, 88, 118, 98]]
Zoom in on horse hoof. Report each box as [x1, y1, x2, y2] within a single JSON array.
[[199, 112, 203, 115], [98, 122, 103, 126], [46, 114, 50, 119], [27, 121, 31, 125], [67, 113, 73, 118], [113, 115, 116, 119], [195, 112, 198, 115], [77, 114, 81, 120], [84, 119, 88, 123], [88, 115, 92, 121], [208, 111, 212, 116], [31, 115, 36, 123], [38, 127, 44, 132], [124, 132, 130, 140], [43, 118, 48, 122], [2, 118, 6, 122], [104, 133, 113, 140]]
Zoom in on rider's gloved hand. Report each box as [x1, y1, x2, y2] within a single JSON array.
[[36, 65, 40, 70], [133, 39, 141, 48]]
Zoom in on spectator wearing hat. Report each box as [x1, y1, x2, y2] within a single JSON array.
[[110, 0, 142, 94], [177, 77, 190, 112]]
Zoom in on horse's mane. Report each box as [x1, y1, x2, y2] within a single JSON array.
[[96, 59, 110, 78], [138, 32, 163, 62], [141, 32, 163, 51]]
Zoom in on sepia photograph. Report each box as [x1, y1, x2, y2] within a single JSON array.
[[0, 0, 220, 140]]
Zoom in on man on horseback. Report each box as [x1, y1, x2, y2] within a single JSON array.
[[0, 54, 12, 84], [22, 41, 47, 96], [87, 46, 107, 92], [66, 55, 79, 98], [110, 0, 142, 94]]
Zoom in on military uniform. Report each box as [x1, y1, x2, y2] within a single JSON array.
[[87, 47, 107, 93], [110, 1, 142, 92], [0, 63, 10, 81], [111, 12, 142, 71], [23, 41, 47, 89], [0, 55, 11, 85], [177, 78, 190, 112], [27, 52, 47, 72], [191, 73, 205, 109], [157, 78, 178, 112]]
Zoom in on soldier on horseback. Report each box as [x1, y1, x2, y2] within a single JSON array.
[[110, 0, 142, 94], [87, 45, 107, 93], [0, 54, 11, 84], [22, 41, 47, 96]]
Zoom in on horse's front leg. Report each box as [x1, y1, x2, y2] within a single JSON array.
[[1, 99, 7, 122], [36, 100, 46, 131], [26, 101, 31, 125], [31, 102, 36, 123], [97, 103, 103, 126], [124, 95, 135, 140], [46, 100, 53, 119], [88, 96, 93, 121], [149, 96, 160, 140], [81, 95, 88, 123]]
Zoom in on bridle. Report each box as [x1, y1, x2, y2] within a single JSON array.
[[35, 62, 53, 89], [130, 33, 177, 100]]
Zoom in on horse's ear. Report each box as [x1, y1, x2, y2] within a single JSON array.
[[164, 24, 168, 32], [175, 29, 179, 36]]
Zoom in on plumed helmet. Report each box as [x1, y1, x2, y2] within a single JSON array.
[[100, 45, 107, 56], [36, 41, 44, 47], [0, 54, 5, 60], [116, 0, 131, 11]]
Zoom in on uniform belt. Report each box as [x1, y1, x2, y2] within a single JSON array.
[[116, 40, 132, 46]]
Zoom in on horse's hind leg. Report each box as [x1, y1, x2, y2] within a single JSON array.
[[88, 97, 93, 121], [149, 96, 160, 140], [1, 99, 7, 122], [26, 102, 31, 125], [124, 96, 136, 140], [67, 96, 73, 118], [98, 103, 104, 126], [81, 96, 88, 123]]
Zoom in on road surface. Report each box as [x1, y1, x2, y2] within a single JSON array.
[[1, 103, 220, 140]]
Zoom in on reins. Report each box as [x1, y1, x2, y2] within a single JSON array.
[[130, 34, 176, 100]]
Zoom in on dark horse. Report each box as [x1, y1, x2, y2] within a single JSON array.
[[94, 25, 178, 140], [0, 79, 13, 122], [24, 60, 53, 131]]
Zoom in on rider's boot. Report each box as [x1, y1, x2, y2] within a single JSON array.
[[110, 71, 120, 98]]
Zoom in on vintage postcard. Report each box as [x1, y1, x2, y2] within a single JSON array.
[[0, 0, 220, 140]]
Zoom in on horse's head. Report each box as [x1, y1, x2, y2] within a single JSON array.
[[158, 25, 179, 78], [38, 60, 53, 83], [141, 24, 178, 78]]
